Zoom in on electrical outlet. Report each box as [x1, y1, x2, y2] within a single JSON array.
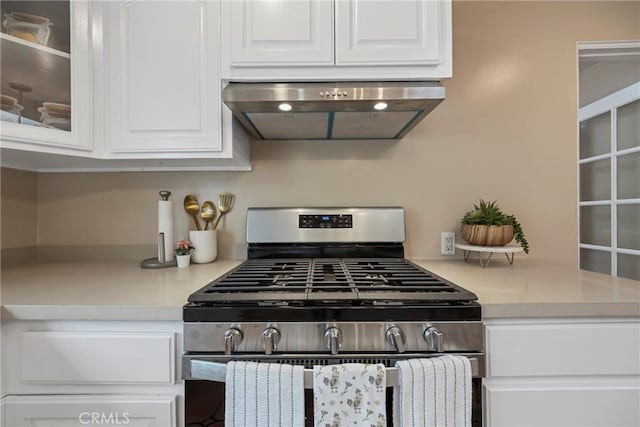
[[441, 232, 455, 255]]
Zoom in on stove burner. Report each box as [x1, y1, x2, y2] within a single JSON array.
[[272, 274, 294, 286], [364, 273, 386, 281]]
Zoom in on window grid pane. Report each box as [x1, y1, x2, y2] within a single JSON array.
[[617, 99, 640, 151], [580, 248, 611, 275], [580, 205, 612, 246], [618, 253, 640, 281], [580, 159, 611, 201], [580, 111, 611, 159], [617, 204, 640, 251], [617, 152, 640, 200]]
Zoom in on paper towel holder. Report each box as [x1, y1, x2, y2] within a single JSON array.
[[141, 190, 178, 269]]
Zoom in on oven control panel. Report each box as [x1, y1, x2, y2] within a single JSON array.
[[299, 214, 353, 228]]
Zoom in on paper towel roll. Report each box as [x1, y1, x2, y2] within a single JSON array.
[[158, 199, 174, 262]]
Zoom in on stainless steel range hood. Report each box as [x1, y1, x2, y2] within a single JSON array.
[[223, 82, 444, 140]]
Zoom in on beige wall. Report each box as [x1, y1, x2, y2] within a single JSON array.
[[20, 2, 640, 263], [1, 167, 38, 268], [1, 168, 37, 250]]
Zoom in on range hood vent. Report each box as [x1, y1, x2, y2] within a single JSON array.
[[223, 82, 445, 141]]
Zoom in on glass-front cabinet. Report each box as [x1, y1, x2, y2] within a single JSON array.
[[0, 0, 91, 152]]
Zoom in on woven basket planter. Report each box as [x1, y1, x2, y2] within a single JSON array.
[[460, 224, 514, 246]]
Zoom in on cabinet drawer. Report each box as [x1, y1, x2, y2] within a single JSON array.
[[486, 321, 640, 377], [20, 331, 175, 385], [484, 380, 640, 427], [5, 395, 176, 427]]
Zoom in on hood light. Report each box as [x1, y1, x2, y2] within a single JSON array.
[[374, 102, 388, 111], [278, 103, 292, 112]]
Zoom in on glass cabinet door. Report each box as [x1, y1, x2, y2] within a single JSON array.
[[0, 0, 91, 153], [1, 1, 71, 131]]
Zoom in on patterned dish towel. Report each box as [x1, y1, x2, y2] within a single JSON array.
[[394, 356, 472, 427], [225, 361, 305, 427], [313, 363, 387, 427]]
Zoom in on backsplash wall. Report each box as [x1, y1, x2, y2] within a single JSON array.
[[1, 168, 38, 266], [8, 1, 640, 264]]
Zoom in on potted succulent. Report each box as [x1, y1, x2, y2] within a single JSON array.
[[460, 200, 529, 253], [175, 239, 195, 267]]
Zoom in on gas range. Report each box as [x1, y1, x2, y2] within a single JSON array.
[[183, 207, 484, 426], [183, 207, 482, 352]]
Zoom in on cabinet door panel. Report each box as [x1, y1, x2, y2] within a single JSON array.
[[20, 331, 175, 385], [5, 395, 176, 427], [336, 0, 445, 65], [486, 322, 640, 377], [227, 0, 333, 66], [485, 381, 640, 427], [106, 0, 221, 154]]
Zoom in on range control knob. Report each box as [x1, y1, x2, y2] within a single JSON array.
[[262, 327, 281, 355], [423, 326, 444, 352], [385, 326, 406, 353], [224, 328, 243, 355], [324, 327, 343, 355]]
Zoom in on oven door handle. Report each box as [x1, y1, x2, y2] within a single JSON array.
[[189, 358, 480, 388]]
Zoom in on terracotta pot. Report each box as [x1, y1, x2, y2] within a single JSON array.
[[460, 224, 514, 246]]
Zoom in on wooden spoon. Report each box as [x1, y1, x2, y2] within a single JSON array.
[[200, 201, 217, 231], [183, 194, 201, 231]]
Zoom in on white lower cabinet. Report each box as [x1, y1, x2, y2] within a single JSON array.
[[5, 395, 175, 427], [484, 378, 640, 427], [2, 320, 183, 427], [484, 318, 640, 427]]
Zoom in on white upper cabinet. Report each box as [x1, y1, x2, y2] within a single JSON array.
[[0, 0, 92, 154], [335, 0, 442, 66], [1, 0, 251, 172], [103, 0, 223, 157], [221, 0, 452, 80], [228, 0, 334, 66]]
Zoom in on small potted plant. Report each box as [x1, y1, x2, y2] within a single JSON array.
[[175, 239, 195, 268], [460, 200, 529, 253]]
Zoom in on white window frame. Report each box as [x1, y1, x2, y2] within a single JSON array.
[[578, 81, 640, 276]]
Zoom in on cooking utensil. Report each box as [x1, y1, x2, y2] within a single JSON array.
[[212, 193, 235, 230], [183, 194, 202, 231], [200, 201, 217, 230]]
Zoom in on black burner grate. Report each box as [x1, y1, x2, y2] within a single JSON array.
[[188, 258, 478, 304]]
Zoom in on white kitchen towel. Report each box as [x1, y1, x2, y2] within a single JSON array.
[[394, 356, 472, 427], [313, 363, 387, 427], [225, 361, 304, 427]]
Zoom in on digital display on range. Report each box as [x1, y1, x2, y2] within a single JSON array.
[[299, 214, 353, 228]]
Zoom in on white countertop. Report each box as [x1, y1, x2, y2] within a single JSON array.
[[412, 259, 640, 319], [1, 260, 241, 321], [1, 258, 638, 321]]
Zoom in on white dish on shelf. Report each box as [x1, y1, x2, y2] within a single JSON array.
[[41, 116, 71, 131], [38, 106, 70, 120], [1, 94, 18, 108], [1, 104, 23, 115], [1, 95, 24, 115], [41, 102, 71, 116]]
